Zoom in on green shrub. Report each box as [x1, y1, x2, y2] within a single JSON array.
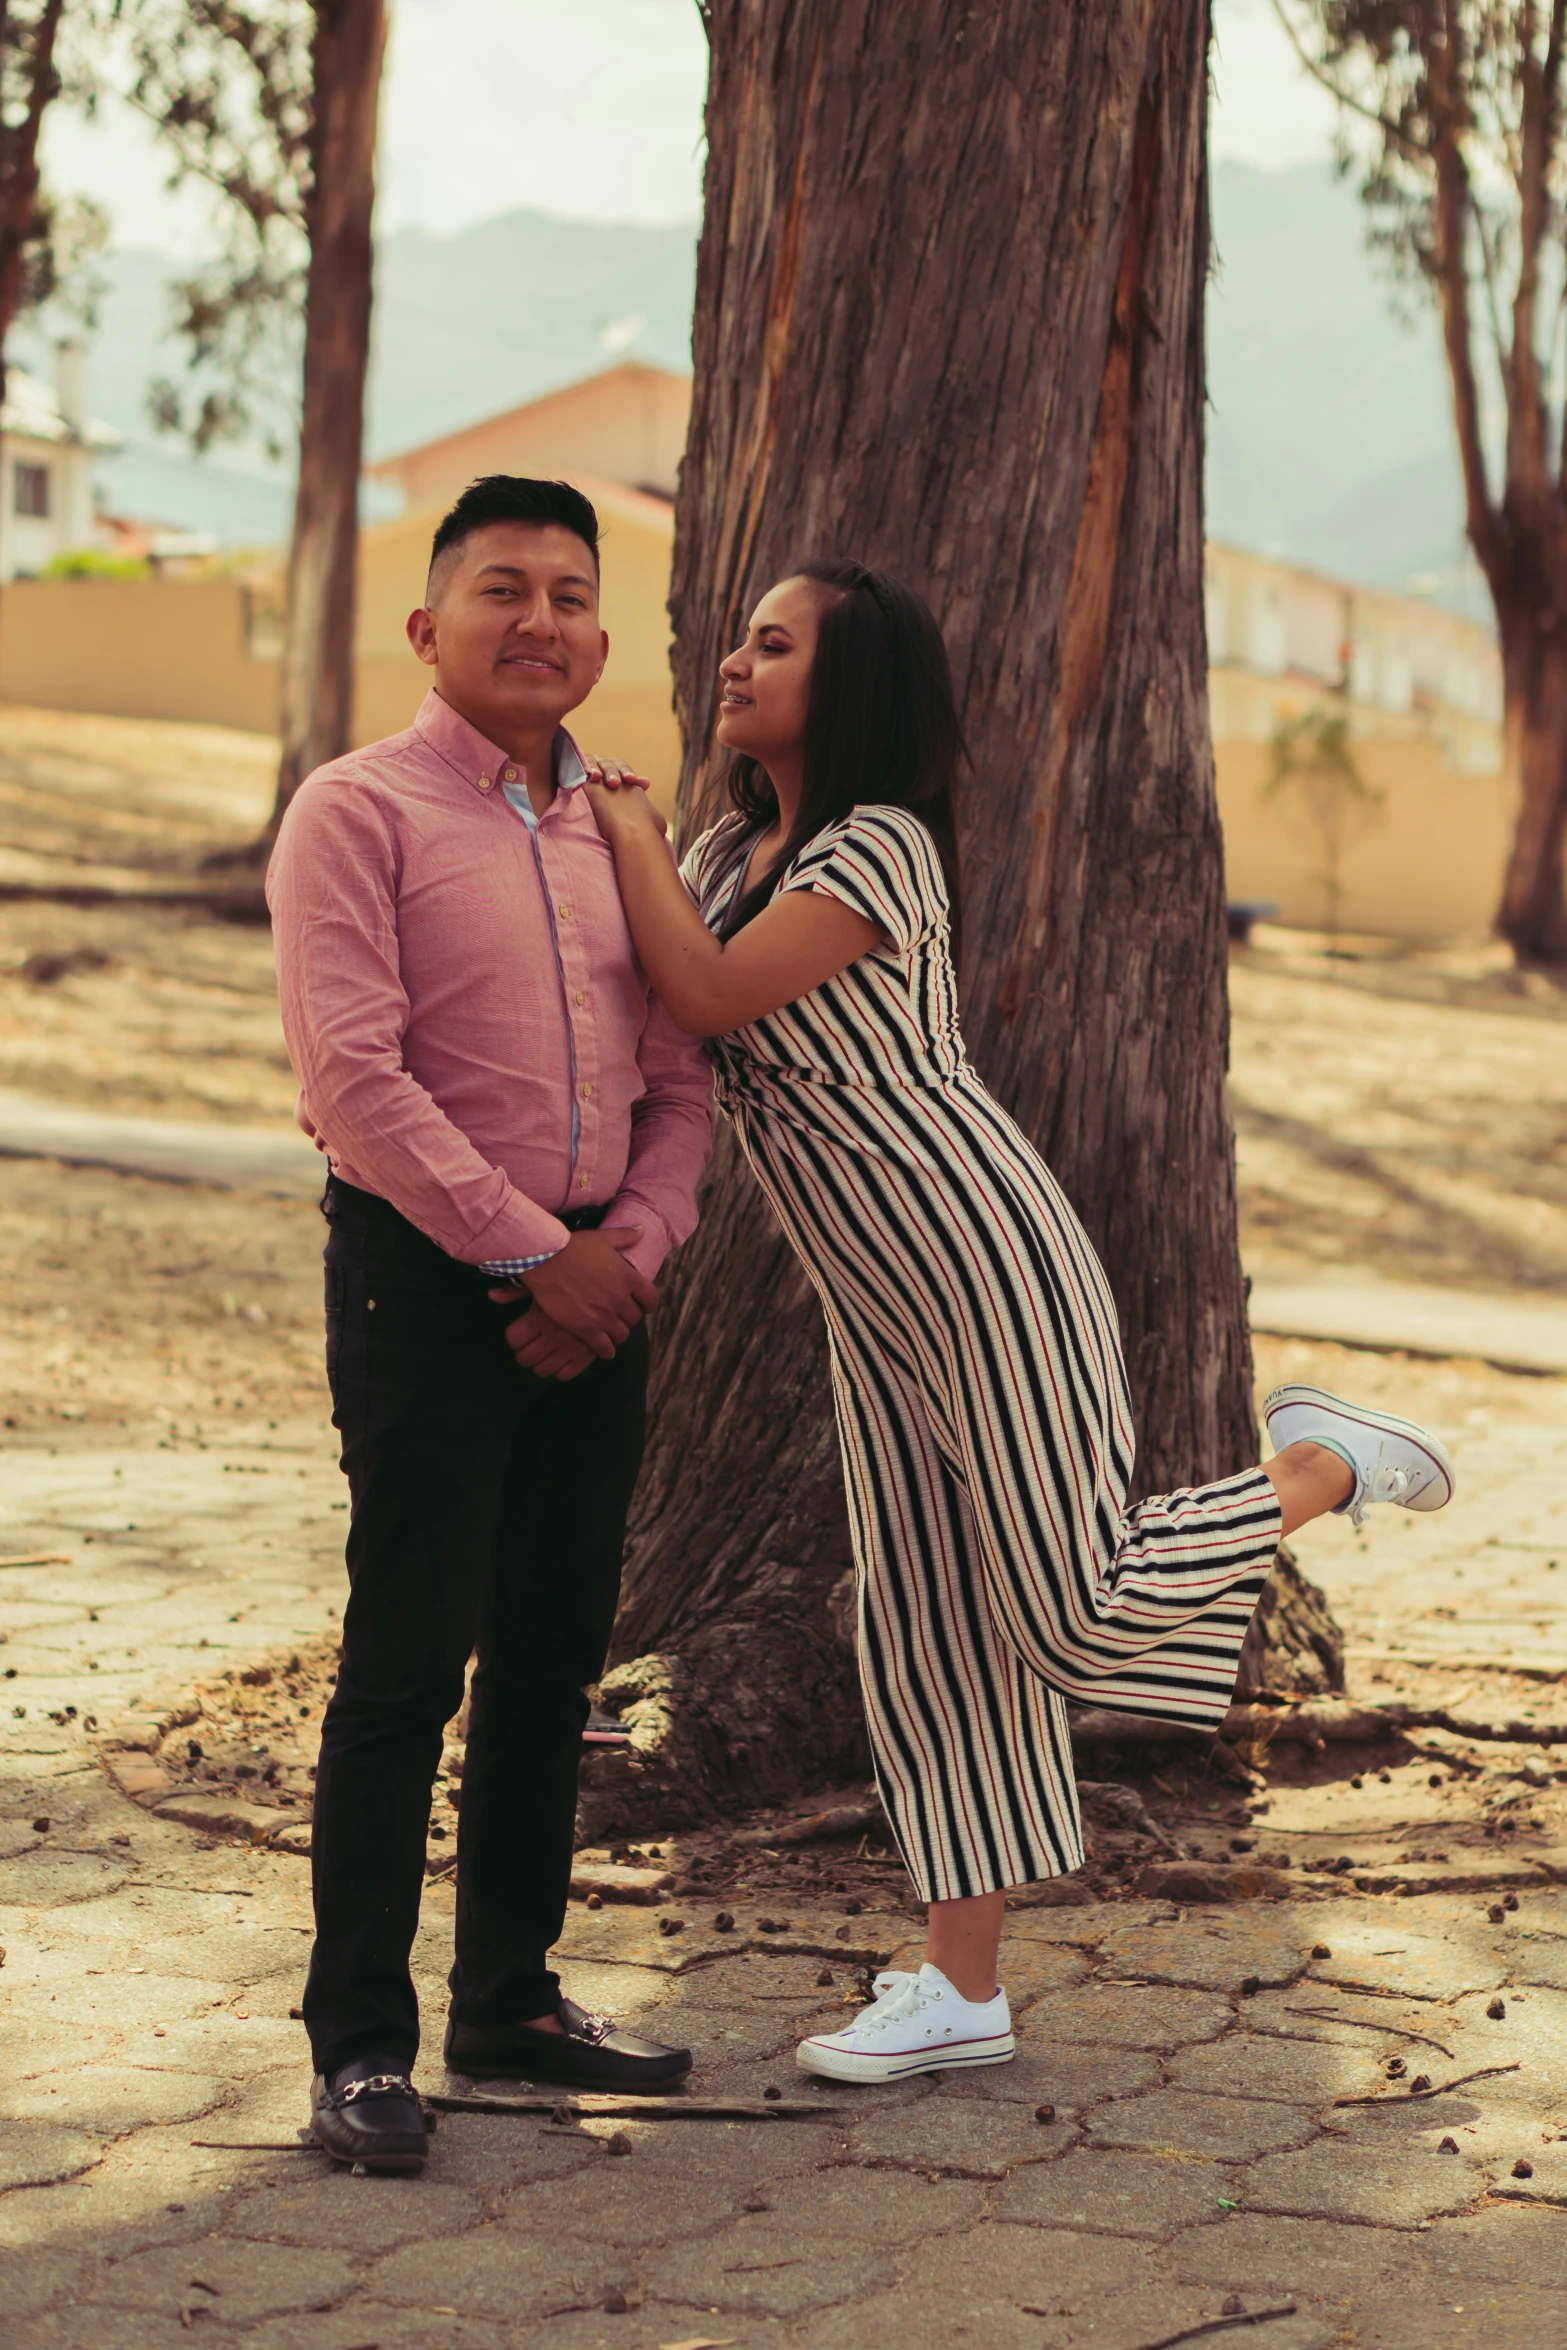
[[40, 550, 151, 580]]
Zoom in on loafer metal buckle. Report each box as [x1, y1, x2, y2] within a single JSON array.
[[336, 2072, 414, 2106]]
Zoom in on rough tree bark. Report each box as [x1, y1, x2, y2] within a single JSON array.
[[583, 0, 1298, 1839], [267, 0, 385, 844]]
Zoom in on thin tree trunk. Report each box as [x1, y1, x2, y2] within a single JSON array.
[[583, 0, 1270, 1838], [0, 0, 67, 597], [258, 0, 385, 855], [1496, 590, 1567, 965]]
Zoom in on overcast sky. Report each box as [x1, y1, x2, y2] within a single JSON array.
[[40, 0, 1339, 255]]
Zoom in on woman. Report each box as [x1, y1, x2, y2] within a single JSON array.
[[584, 558, 1453, 2086]]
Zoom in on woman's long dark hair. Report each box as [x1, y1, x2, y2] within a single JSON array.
[[718, 558, 965, 962]]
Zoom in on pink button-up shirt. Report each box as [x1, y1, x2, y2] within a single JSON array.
[[267, 689, 712, 1277]]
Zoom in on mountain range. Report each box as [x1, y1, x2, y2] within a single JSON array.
[[7, 159, 1479, 609]]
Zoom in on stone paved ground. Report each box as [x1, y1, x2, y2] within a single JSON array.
[[0, 754, 1564, 2349], [4, 1327, 1567, 2349]]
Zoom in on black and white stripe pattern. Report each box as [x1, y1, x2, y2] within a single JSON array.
[[684, 806, 1281, 1902]]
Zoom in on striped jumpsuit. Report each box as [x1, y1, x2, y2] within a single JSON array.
[[682, 805, 1283, 1902]]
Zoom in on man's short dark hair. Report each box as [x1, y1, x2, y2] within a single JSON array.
[[426, 476, 600, 599]]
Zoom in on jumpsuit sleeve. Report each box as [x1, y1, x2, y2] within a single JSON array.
[[779, 805, 946, 954]]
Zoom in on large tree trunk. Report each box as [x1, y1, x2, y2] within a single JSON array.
[[1495, 585, 1567, 966], [583, 0, 1270, 1838], [262, 0, 385, 851]]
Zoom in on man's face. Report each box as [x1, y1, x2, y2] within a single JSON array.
[[407, 521, 607, 742]]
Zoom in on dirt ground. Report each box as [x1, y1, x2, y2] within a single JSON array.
[[5, 701, 1567, 1887], [1232, 926, 1567, 1294]]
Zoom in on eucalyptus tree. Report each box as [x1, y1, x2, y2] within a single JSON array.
[[1276, 1, 1567, 965], [585, 0, 1302, 1834], [124, 0, 387, 849]]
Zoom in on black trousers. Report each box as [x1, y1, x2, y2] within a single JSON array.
[[302, 1176, 648, 2078]]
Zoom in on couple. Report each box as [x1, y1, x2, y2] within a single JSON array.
[[269, 473, 1456, 2172]]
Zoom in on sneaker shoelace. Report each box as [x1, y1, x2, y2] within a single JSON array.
[[848, 1970, 937, 2039], [1350, 1458, 1413, 1528]]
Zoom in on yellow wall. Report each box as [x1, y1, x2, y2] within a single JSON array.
[[0, 577, 280, 734], [1213, 666, 1512, 940], [0, 492, 683, 815], [0, 556, 1516, 937], [1216, 736, 1514, 939]]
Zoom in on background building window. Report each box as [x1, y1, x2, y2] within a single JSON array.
[[13, 463, 51, 519]]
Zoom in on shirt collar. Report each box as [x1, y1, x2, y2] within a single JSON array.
[[415, 688, 587, 801], [554, 731, 588, 791]]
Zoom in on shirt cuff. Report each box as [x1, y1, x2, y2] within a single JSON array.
[[479, 1248, 563, 1279], [602, 1195, 670, 1281]]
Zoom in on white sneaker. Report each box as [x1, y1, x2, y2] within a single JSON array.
[[795, 1963, 1015, 2083], [1263, 1384, 1455, 1529]]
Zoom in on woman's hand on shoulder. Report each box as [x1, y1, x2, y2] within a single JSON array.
[[582, 756, 667, 840]]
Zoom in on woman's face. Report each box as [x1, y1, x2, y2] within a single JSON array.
[[716, 577, 826, 766]]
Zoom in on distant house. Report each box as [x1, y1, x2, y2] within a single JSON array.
[[365, 360, 692, 511], [0, 359, 691, 803], [0, 347, 119, 582], [1206, 541, 1510, 939]]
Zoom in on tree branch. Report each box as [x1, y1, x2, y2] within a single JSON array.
[[1266, 0, 1432, 160], [1470, 189, 1515, 429], [0, 0, 67, 371], [1429, 30, 1503, 579], [1505, 0, 1560, 500], [116, 82, 302, 231]]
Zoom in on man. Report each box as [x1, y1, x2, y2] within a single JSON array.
[[268, 474, 712, 2173]]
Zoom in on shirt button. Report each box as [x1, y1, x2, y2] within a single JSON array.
[[558, 903, 571, 918], [477, 775, 493, 792], [574, 989, 585, 1006], [502, 765, 517, 782], [581, 1082, 593, 1099], [578, 1174, 590, 1189]]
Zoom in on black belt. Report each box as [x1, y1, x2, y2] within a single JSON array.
[[323, 1174, 611, 1238], [559, 1201, 611, 1232]]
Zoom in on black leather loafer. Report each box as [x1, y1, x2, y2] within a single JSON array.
[[310, 2059, 428, 2172], [444, 1996, 691, 2091]]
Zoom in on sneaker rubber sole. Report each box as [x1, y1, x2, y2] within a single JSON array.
[[795, 2029, 1016, 2083], [1263, 1384, 1455, 1510]]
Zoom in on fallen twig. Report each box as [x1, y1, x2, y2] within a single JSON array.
[[1332, 2061, 1521, 2108], [731, 1802, 882, 1848], [189, 2139, 312, 2152], [1284, 2007, 1454, 2056], [425, 2090, 846, 2121], [0, 1552, 72, 1570], [1020, 2305, 1297, 2347], [1069, 1697, 1567, 1751], [1305, 1978, 1433, 2003]]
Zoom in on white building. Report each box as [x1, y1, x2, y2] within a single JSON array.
[[0, 345, 119, 583], [1204, 538, 1503, 767]]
